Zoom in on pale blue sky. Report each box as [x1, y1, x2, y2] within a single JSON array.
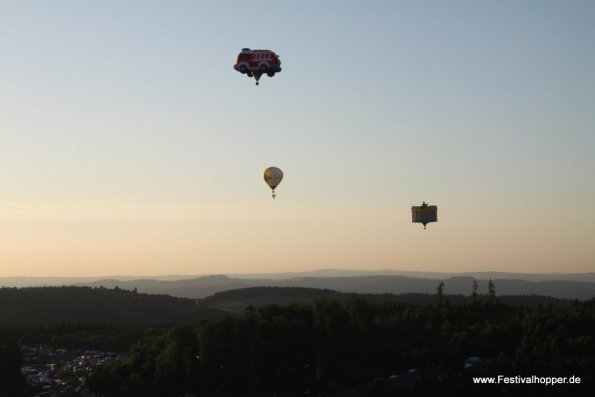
[[1, 1, 594, 276]]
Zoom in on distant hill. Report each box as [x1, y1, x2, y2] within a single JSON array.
[[78, 275, 595, 300], [0, 286, 227, 328], [200, 286, 576, 314], [201, 287, 346, 313], [2, 270, 595, 300], [82, 275, 252, 299], [228, 268, 595, 282]]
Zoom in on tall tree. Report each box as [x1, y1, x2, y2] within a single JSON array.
[[437, 281, 445, 308], [488, 279, 496, 299], [472, 279, 478, 300]]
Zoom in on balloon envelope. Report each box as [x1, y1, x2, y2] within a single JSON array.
[[263, 167, 283, 190], [411, 203, 437, 229]]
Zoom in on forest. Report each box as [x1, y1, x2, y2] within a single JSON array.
[[86, 297, 595, 396], [0, 286, 231, 327], [1, 286, 594, 396]]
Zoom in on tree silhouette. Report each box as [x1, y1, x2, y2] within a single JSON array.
[[472, 279, 478, 300], [437, 281, 445, 308], [488, 279, 496, 299]]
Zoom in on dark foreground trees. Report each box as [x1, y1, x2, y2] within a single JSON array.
[[0, 335, 28, 397], [88, 296, 595, 396]]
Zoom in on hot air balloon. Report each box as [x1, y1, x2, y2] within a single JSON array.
[[263, 167, 283, 198], [412, 202, 437, 229], [234, 48, 282, 85]]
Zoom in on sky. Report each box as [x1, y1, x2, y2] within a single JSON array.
[[1, 1, 594, 277]]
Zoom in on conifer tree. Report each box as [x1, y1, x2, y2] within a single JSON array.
[[488, 279, 496, 299], [437, 281, 445, 308], [472, 279, 478, 300]]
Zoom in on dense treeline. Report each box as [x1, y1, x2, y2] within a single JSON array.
[[205, 286, 576, 309], [0, 286, 576, 329], [88, 296, 595, 396], [0, 286, 226, 327], [16, 323, 169, 352]]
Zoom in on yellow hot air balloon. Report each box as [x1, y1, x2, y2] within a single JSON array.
[[263, 167, 283, 198]]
